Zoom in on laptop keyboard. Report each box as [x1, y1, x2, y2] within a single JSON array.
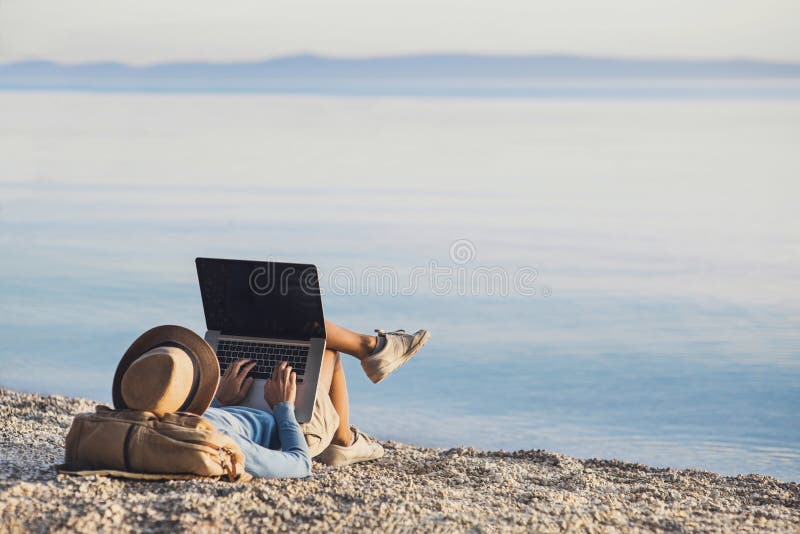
[[215, 339, 309, 383]]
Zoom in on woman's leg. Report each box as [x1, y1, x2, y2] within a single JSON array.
[[300, 348, 345, 457], [317, 353, 385, 466], [328, 355, 354, 446], [324, 320, 377, 360], [323, 320, 430, 385]]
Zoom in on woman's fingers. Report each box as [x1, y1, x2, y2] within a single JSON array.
[[240, 376, 254, 393], [240, 361, 257, 377], [273, 361, 290, 381], [229, 359, 250, 377]]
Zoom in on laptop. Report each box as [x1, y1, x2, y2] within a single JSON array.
[[195, 257, 326, 423]]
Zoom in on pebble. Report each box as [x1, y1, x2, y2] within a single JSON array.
[[1, 388, 798, 533]]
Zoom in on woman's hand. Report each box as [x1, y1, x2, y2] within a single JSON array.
[[216, 359, 256, 406], [264, 361, 297, 407]]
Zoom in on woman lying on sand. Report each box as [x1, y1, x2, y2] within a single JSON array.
[[115, 321, 429, 478]]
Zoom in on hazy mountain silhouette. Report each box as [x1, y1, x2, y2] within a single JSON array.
[[1, 54, 798, 97]]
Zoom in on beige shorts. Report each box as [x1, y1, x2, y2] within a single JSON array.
[[297, 349, 342, 457], [299, 392, 340, 457]]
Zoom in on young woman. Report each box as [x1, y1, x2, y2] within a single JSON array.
[[203, 322, 430, 478]]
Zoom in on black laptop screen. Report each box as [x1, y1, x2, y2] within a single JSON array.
[[196, 258, 326, 341]]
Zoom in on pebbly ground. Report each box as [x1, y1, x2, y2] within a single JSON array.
[[0, 388, 798, 533]]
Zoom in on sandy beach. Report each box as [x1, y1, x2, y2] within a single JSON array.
[[0, 388, 797, 532]]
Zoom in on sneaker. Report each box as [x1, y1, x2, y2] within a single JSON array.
[[318, 426, 385, 467], [361, 329, 430, 384]]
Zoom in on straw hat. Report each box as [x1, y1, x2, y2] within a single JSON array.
[[112, 325, 220, 416]]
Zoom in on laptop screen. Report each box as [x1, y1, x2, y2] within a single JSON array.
[[196, 258, 326, 341]]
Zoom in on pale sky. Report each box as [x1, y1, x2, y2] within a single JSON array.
[[1, 0, 799, 65]]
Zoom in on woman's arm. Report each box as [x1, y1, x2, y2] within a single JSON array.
[[237, 401, 311, 478], [211, 360, 311, 478], [247, 361, 311, 477]]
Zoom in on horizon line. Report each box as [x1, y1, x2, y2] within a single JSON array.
[[3, 52, 800, 69]]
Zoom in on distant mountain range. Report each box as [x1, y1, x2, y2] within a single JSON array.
[[2, 54, 799, 97]]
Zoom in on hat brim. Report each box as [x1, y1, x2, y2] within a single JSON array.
[[112, 325, 220, 415]]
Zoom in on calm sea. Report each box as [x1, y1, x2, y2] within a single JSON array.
[[1, 92, 798, 481]]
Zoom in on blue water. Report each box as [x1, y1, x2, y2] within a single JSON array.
[[0, 93, 798, 481]]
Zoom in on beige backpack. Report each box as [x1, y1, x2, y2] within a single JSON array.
[[58, 405, 251, 482]]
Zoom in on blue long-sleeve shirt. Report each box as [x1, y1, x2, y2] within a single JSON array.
[[203, 400, 312, 478]]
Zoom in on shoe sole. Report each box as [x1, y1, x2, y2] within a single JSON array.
[[369, 330, 430, 384], [320, 447, 385, 468]]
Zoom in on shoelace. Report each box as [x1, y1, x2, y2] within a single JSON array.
[[374, 329, 406, 336], [352, 426, 377, 444]]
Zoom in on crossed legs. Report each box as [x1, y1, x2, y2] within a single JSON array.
[[312, 321, 429, 456], [315, 321, 380, 446], [317, 321, 374, 446]]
